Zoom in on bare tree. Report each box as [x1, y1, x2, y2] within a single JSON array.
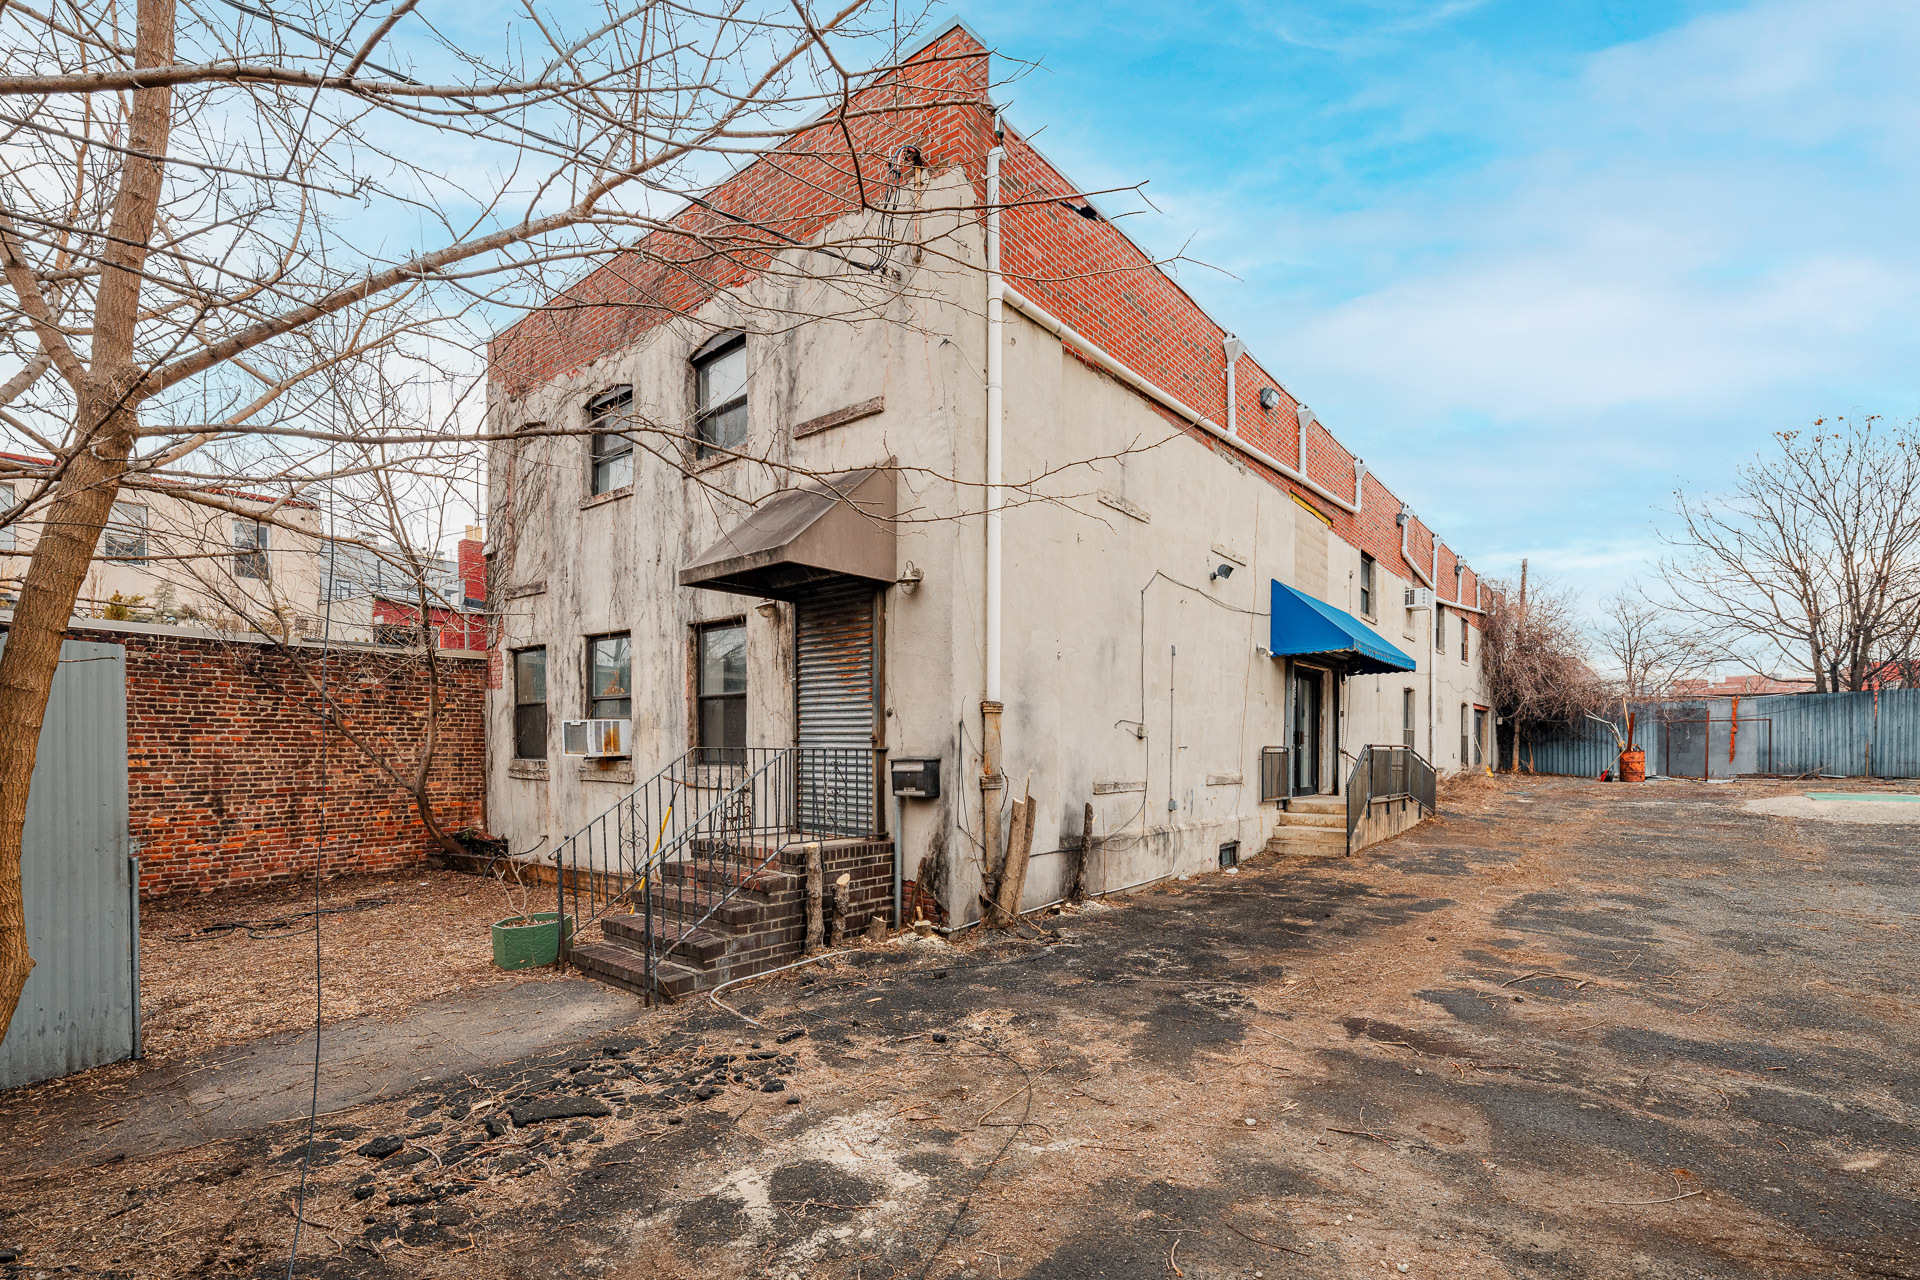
[[1660, 416, 1920, 693], [1593, 587, 1708, 702], [1480, 560, 1603, 768], [0, 0, 1004, 1039]]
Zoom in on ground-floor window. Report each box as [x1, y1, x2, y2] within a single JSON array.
[[695, 620, 746, 762], [1402, 688, 1416, 750], [587, 633, 631, 719], [1461, 702, 1470, 764], [514, 646, 547, 759]]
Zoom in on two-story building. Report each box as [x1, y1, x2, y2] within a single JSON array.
[[483, 26, 1493, 989]]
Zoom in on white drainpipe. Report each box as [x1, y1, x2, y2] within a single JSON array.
[[1297, 403, 1313, 473], [1223, 335, 1245, 435], [985, 131, 1005, 704], [1399, 504, 1435, 588]]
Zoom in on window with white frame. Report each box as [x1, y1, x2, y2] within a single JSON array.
[[233, 517, 270, 580], [587, 386, 634, 496], [1402, 688, 1416, 749], [587, 632, 631, 719], [104, 502, 149, 562], [1359, 553, 1375, 616]]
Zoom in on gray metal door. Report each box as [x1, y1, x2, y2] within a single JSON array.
[[795, 579, 876, 835], [0, 637, 135, 1090]]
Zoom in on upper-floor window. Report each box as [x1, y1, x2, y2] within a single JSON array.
[[1462, 618, 1470, 663], [233, 517, 270, 581], [0, 482, 19, 553], [513, 646, 548, 760], [104, 502, 149, 562], [1359, 553, 1375, 616], [1435, 608, 1446, 652], [587, 387, 634, 496], [587, 632, 631, 719], [692, 333, 747, 461]]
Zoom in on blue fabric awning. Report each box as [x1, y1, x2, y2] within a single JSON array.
[[1269, 580, 1417, 676]]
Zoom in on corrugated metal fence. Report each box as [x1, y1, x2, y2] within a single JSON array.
[[1513, 689, 1920, 780], [0, 637, 137, 1090]]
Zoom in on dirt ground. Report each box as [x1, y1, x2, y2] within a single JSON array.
[[135, 868, 564, 1066], [2, 774, 1917, 1279]]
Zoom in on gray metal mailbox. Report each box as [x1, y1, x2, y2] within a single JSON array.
[[889, 757, 941, 799]]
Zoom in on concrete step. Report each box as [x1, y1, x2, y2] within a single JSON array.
[[1286, 796, 1346, 816], [1275, 810, 1345, 829], [1266, 827, 1348, 858], [567, 942, 705, 1000], [599, 913, 729, 969]]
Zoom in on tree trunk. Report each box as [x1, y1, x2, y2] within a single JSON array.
[[0, 394, 138, 1042]]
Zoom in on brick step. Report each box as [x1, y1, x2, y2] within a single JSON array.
[[567, 942, 704, 1001], [643, 881, 773, 931], [657, 854, 797, 895], [599, 913, 730, 968]]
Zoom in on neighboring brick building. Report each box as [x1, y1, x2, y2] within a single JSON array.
[[62, 619, 486, 898]]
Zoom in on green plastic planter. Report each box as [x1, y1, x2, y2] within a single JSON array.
[[491, 912, 574, 970]]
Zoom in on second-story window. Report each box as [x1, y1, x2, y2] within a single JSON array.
[[692, 333, 747, 461], [587, 632, 631, 719], [0, 482, 14, 553], [233, 517, 270, 580], [1435, 608, 1446, 652], [587, 387, 634, 495], [1359, 553, 1375, 616], [104, 502, 148, 562], [1462, 618, 1470, 663]]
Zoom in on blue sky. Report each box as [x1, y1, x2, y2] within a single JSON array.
[[948, 0, 1920, 607]]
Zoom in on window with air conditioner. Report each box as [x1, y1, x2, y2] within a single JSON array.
[[587, 632, 631, 718]]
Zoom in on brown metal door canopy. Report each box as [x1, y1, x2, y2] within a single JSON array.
[[678, 467, 896, 600]]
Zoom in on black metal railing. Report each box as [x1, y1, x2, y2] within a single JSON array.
[[1259, 746, 1292, 803], [548, 745, 882, 997], [1344, 744, 1437, 855]]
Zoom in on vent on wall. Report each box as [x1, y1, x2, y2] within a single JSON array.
[[1218, 841, 1240, 869]]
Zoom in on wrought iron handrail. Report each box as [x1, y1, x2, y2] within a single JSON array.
[[1344, 744, 1437, 855], [548, 744, 883, 998]]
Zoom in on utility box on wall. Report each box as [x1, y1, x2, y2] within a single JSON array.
[[889, 757, 941, 799]]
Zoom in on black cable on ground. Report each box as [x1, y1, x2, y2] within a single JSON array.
[[162, 896, 389, 942], [285, 520, 340, 1278]]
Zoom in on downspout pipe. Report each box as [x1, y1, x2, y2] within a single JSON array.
[[1223, 335, 1245, 435], [1399, 504, 1435, 589], [1002, 286, 1360, 515], [1297, 403, 1313, 473], [980, 122, 1006, 920]]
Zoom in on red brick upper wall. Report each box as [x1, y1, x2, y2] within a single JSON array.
[[489, 26, 992, 398], [487, 25, 1485, 620]]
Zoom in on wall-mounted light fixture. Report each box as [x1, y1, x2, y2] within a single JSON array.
[[1209, 563, 1235, 582]]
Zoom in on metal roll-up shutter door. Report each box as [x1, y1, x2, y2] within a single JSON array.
[[795, 579, 877, 835]]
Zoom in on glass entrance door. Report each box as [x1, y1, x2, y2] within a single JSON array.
[[1292, 669, 1322, 794]]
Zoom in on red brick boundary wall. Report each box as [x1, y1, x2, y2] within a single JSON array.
[[69, 622, 486, 899]]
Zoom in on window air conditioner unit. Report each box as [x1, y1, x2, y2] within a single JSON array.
[[1405, 587, 1432, 609], [562, 718, 631, 759]]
